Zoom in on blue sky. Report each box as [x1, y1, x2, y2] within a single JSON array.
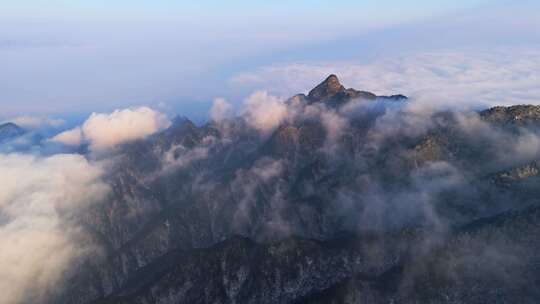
[[1, 0, 539, 120], [2, 0, 492, 17]]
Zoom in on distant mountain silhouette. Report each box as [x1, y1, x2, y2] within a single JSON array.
[[0, 122, 24, 143]]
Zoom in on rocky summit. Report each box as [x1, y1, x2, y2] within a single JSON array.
[[303, 74, 403, 108], [51, 75, 540, 304], [307, 74, 346, 102]]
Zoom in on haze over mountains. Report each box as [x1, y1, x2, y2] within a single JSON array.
[[2, 75, 540, 303]]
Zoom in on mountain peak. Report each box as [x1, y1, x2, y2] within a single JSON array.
[[308, 74, 345, 102], [0, 122, 20, 129], [0, 122, 25, 142]]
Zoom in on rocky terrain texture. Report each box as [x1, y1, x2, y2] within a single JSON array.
[[50, 75, 540, 303]]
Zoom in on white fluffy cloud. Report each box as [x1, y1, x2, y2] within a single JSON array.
[[52, 126, 83, 146], [231, 47, 540, 110], [0, 153, 109, 304], [210, 97, 234, 122], [52, 107, 171, 151], [242, 91, 287, 133]]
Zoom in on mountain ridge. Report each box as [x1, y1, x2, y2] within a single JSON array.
[[51, 75, 540, 304]]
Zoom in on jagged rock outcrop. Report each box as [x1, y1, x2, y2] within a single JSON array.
[[306, 74, 405, 108], [308, 74, 346, 102]]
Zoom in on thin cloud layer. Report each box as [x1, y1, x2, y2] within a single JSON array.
[[0, 153, 109, 304], [231, 47, 540, 110], [53, 107, 171, 151], [3, 116, 65, 129]]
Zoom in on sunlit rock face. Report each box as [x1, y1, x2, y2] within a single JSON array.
[[308, 74, 347, 102], [50, 76, 540, 304]]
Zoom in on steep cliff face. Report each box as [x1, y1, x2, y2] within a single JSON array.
[[54, 76, 540, 303]]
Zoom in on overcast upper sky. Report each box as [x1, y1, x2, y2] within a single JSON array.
[[1, 0, 539, 120]]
